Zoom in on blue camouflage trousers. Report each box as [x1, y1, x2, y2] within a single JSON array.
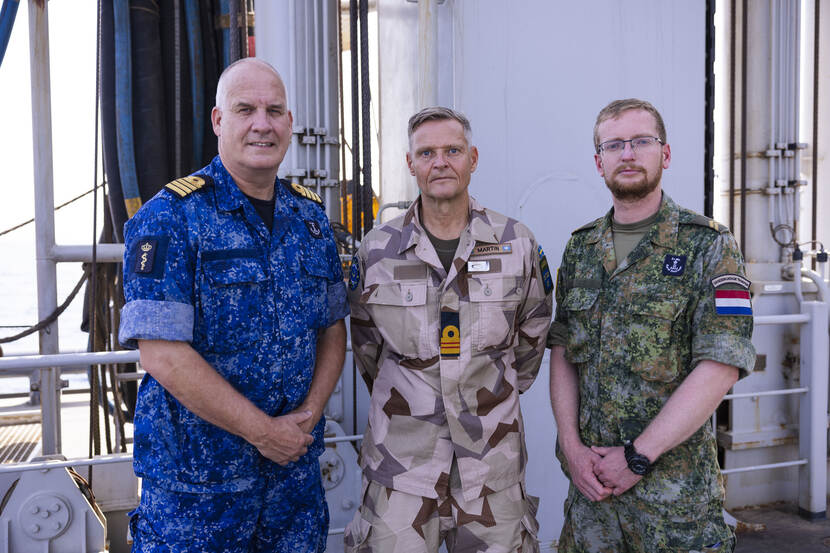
[[130, 458, 328, 553]]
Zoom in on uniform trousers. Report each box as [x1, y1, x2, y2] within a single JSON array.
[[558, 485, 735, 553], [130, 456, 328, 553], [344, 460, 540, 553]]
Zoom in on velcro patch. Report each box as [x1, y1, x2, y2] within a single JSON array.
[[348, 255, 360, 290], [305, 219, 323, 238], [538, 245, 553, 295], [440, 311, 460, 358], [132, 236, 169, 279], [471, 244, 512, 256], [711, 273, 750, 289], [715, 289, 753, 316], [662, 254, 686, 276]]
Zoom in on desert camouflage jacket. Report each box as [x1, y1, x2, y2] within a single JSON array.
[[348, 196, 553, 501]]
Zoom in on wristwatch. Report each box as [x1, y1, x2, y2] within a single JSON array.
[[623, 440, 653, 476]]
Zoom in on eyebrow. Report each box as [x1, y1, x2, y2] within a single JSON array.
[[415, 143, 466, 154], [231, 101, 286, 111]]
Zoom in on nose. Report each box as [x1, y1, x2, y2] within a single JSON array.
[[432, 151, 449, 167], [620, 141, 636, 160], [250, 108, 270, 132]]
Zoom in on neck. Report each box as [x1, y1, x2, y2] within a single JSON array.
[[222, 160, 278, 200], [612, 186, 663, 224], [419, 194, 470, 240]]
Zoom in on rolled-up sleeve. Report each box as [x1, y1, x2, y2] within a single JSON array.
[[690, 231, 756, 378], [119, 195, 197, 349]]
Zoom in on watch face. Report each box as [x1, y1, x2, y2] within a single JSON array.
[[629, 458, 650, 475]]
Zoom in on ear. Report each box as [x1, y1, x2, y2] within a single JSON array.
[[662, 143, 671, 169], [469, 146, 479, 173], [594, 153, 605, 177], [211, 106, 222, 137], [288, 109, 294, 132], [406, 152, 415, 176]]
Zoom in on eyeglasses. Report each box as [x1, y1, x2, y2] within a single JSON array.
[[597, 136, 663, 155]]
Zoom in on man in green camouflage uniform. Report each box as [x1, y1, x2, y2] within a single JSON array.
[[548, 99, 755, 553], [345, 107, 553, 552]]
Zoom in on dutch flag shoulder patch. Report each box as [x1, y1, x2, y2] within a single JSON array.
[[711, 274, 753, 316]]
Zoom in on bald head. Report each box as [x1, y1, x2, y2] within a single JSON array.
[[215, 58, 287, 111]]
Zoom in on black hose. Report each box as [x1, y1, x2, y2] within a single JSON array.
[[704, 0, 716, 218], [359, 0, 372, 235], [350, 0, 361, 241], [729, 0, 736, 231]]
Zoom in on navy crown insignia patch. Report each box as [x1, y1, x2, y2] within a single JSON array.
[[165, 175, 210, 198], [662, 254, 687, 276]]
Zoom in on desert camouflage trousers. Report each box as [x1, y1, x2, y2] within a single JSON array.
[[558, 484, 736, 553], [344, 462, 540, 553]]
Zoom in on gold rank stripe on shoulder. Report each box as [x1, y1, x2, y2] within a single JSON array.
[[165, 175, 208, 198], [687, 214, 729, 233], [290, 182, 323, 204]]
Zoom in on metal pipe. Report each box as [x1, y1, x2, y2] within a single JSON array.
[[798, 299, 829, 515], [27, 0, 61, 455], [0, 433, 366, 475], [0, 350, 140, 372], [728, 0, 736, 231], [304, 0, 312, 190], [289, 0, 299, 177], [721, 459, 808, 475], [313, 0, 321, 197], [811, 0, 820, 270], [417, 0, 439, 108], [739, 0, 748, 253], [51, 244, 124, 263], [374, 201, 412, 226], [723, 387, 809, 400], [801, 268, 829, 303], [754, 313, 811, 325]]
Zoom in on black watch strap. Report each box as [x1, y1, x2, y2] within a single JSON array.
[[623, 440, 652, 476]]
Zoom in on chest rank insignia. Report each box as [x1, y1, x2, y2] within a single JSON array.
[[472, 243, 512, 256], [440, 311, 460, 359], [165, 175, 208, 198], [662, 254, 686, 276], [290, 182, 323, 204]]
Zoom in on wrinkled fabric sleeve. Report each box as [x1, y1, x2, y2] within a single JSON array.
[[346, 247, 382, 393], [546, 244, 571, 349], [118, 197, 196, 350], [690, 231, 756, 378], [321, 214, 350, 326], [514, 235, 554, 393]]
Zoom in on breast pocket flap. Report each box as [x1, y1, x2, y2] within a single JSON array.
[[366, 282, 427, 307], [469, 276, 522, 303], [562, 287, 600, 311], [203, 257, 267, 285]]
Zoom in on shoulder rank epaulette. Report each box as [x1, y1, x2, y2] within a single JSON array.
[[287, 181, 323, 205], [571, 216, 602, 235], [685, 214, 729, 233], [164, 175, 212, 198]]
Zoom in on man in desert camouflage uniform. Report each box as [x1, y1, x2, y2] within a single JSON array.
[[548, 98, 755, 552], [345, 107, 553, 552]]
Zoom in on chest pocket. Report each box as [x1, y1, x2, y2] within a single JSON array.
[[469, 275, 522, 351], [298, 249, 332, 329], [627, 295, 686, 382], [200, 255, 267, 353], [364, 281, 431, 359], [562, 287, 600, 364]]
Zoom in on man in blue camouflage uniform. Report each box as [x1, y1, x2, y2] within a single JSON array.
[[548, 99, 755, 552], [119, 58, 348, 552]]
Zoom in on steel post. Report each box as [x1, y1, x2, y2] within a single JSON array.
[[27, 0, 61, 454], [798, 300, 829, 518]]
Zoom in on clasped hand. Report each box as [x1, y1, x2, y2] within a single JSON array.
[[566, 444, 642, 502]]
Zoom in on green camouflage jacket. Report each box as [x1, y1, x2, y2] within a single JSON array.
[[349, 196, 553, 501], [548, 194, 755, 509]]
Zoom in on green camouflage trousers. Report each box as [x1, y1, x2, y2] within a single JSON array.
[[344, 474, 540, 553], [558, 485, 735, 553]]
